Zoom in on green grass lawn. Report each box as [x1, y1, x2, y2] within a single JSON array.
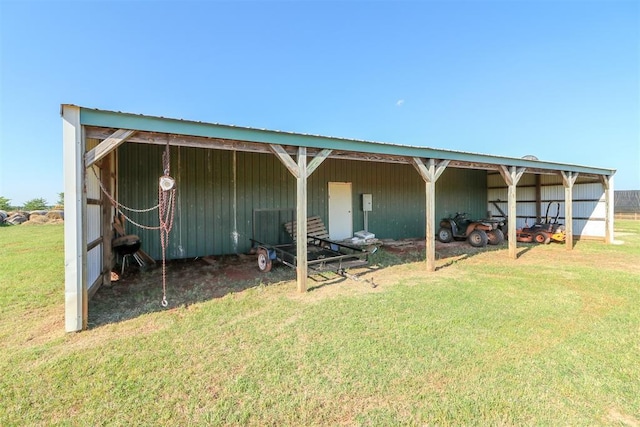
[[1, 221, 639, 426]]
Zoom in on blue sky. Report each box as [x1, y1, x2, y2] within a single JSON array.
[[1, 0, 638, 207]]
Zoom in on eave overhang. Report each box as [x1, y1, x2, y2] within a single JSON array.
[[65, 104, 617, 178]]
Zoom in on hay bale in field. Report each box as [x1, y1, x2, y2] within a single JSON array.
[[6, 212, 28, 225], [24, 214, 49, 225], [29, 210, 49, 217], [46, 210, 64, 221], [3, 210, 66, 225]]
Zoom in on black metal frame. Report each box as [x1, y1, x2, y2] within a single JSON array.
[[251, 208, 371, 274]]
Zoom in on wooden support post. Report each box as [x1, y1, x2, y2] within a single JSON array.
[[425, 178, 436, 272], [498, 165, 526, 259], [562, 171, 578, 250], [270, 145, 330, 292], [100, 156, 113, 287], [269, 145, 332, 292], [296, 147, 308, 292], [412, 157, 449, 272], [600, 175, 614, 244]]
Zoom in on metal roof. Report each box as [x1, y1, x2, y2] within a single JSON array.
[[63, 104, 616, 177]]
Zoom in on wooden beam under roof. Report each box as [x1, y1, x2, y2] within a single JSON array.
[[85, 127, 275, 155], [85, 127, 415, 164], [78, 106, 616, 177], [85, 125, 615, 178]]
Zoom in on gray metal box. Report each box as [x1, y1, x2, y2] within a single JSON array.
[[362, 194, 372, 211]]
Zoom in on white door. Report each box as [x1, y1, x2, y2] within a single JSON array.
[[328, 182, 353, 240]]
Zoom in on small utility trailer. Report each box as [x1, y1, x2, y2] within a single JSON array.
[[250, 209, 376, 283], [251, 234, 372, 273]]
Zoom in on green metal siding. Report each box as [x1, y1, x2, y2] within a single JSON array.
[[118, 145, 295, 259], [436, 168, 488, 222], [118, 144, 487, 259], [309, 161, 487, 239], [308, 160, 427, 239]]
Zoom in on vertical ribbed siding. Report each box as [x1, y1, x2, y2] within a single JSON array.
[[435, 168, 488, 222], [119, 146, 297, 259], [308, 160, 486, 239], [487, 172, 607, 236], [117, 143, 164, 258], [308, 159, 427, 239], [119, 144, 488, 258], [86, 138, 105, 288], [237, 151, 296, 246]]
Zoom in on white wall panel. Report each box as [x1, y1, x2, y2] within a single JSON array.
[[87, 245, 102, 289], [487, 173, 504, 187], [488, 188, 508, 201], [518, 187, 537, 201], [573, 183, 605, 200], [574, 201, 605, 220], [87, 205, 101, 243], [519, 174, 536, 186], [540, 174, 562, 185], [87, 166, 100, 199], [540, 186, 563, 201], [487, 177, 607, 238], [575, 220, 605, 237]]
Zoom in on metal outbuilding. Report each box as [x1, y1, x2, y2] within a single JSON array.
[[62, 104, 616, 332]]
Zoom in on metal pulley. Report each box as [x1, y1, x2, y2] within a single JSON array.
[[159, 176, 175, 191]]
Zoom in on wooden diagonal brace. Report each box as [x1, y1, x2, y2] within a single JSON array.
[[306, 149, 332, 178], [412, 158, 449, 183], [561, 171, 579, 188], [270, 144, 300, 179], [498, 165, 526, 186], [85, 129, 136, 167], [599, 175, 610, 191], [433, 159, 450, 181]]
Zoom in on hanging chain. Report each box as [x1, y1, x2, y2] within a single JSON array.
[[159, 185, 176, 307], [118, 212, 161, 231], [91, 167, 160, 213], [88, 144, 176, 307], [91, 167, 161, 230], [159, 140, 176, 307]]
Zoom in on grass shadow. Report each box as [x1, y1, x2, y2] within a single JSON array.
[[516, 245, 534, 258], [88, 239, 521, 328], [88, 255, 295, 328], [306, 264, 381, 291]]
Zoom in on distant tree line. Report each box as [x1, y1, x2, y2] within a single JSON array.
[[0, 193, 64, 211]]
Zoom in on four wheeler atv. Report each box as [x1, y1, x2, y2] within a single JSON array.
[[437, 212, 505, 248]]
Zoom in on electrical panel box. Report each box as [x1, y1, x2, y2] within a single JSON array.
[[362, 194, 373, 212]]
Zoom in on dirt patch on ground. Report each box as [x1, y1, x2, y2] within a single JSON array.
[[89, 238, 502, 328], [89, 252, 298, 327]]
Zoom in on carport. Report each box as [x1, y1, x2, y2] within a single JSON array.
[[62, 104, 616, 331]]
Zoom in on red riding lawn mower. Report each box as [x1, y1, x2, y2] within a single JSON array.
[[516, 202, 566, 244]]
